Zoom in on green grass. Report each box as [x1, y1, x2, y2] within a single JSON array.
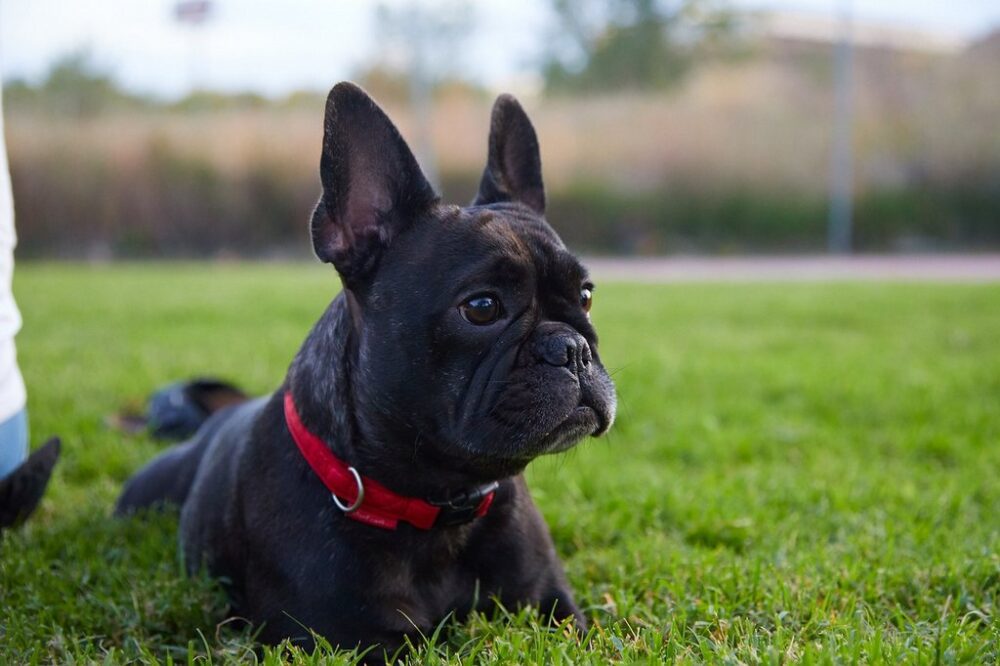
[[2, 263, 999, 663]]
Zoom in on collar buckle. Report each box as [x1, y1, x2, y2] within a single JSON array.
[[428, 481, 500, 527]]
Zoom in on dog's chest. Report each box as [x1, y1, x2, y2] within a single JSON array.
[[369, 539, 483, 631]]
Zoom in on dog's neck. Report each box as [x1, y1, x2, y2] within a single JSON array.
[[287, 292, 355, 452], [287, 292, 497, 500]]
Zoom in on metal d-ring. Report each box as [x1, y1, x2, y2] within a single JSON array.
[[332, 466, 364, 513]]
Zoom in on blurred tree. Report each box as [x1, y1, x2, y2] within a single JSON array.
[[2, 51, 148, 117], [366, 0, 474, 88], [542, 0, 738, 93], [42, 52, 121, 116], [356, 1, 477, 186]]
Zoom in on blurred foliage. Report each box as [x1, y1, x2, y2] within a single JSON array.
[[2, 51, 327, 116], [542, 0, 740, 93], [540, 182, 1000, 254], [9, 142, 316, 259], [3, 17, 999, 256], [9, 141, 998, 257], [2, 51, 151, 118]]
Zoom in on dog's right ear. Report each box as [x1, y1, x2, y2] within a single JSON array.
[[311, 82, 438, 282]]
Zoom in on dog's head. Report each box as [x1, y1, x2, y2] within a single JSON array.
[[311, 82, 616, 481]]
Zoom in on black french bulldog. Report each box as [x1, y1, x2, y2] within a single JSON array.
[[116, 82, 617, 656]]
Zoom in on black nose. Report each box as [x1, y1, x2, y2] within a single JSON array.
[[534, 325, 593, 372]]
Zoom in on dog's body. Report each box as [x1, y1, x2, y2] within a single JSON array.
[[117, 83, 616, 654]]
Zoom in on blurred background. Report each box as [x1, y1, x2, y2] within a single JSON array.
[[1, 0, 998, 260]]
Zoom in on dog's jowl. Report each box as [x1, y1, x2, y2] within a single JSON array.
[[116, 82, 617, 654]]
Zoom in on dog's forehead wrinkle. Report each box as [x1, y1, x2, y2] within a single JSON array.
[[467, 210, 532, 261], [531, 242, 586, 303], [383, 213, 540, 300]]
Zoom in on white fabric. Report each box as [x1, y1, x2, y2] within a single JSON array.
[[0, 83, 27, 422]]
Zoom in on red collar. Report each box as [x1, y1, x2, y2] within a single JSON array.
[[283, 391, 496, 530]]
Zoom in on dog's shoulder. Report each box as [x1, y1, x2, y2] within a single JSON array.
[[179, 395, 272, 569]]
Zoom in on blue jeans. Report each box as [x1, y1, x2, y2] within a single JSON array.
[[0, 407, 28, 479]]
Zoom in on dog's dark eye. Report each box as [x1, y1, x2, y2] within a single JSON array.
[[460, 294, 501, 325], [581, 286, 593, 313]]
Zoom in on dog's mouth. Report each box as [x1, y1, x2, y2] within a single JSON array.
[[458, 402, 601, 460], [453, 361, 617, 473], [538, 403, 609, 455]]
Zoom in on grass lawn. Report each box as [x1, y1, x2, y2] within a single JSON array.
[[2, 263, 999, 663]]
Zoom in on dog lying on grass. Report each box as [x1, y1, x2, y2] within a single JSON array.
[[117, 82, 616, 657]]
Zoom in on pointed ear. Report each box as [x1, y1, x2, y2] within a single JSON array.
[[311, 82, 438, 281], [472, 94, 545, 214]]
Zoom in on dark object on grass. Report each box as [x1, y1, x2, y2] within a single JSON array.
[[0, 437, 61, 530], [146, 378, 247, 441], [110, 378, 248, 441]]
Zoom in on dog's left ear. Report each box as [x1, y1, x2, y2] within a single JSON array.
[[473, 94, 545, 214], [311, 82, 438, 282]]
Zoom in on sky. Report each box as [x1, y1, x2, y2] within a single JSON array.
[[0, 0, 997, 99]]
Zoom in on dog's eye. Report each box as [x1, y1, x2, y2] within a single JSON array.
[[460, 294, 501, 325], [580, 286, 593, 313]]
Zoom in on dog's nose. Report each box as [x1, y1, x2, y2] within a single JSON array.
[[534, 327, 592, 372]]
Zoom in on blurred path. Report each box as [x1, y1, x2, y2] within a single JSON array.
[[586, 254, 1000, 282]]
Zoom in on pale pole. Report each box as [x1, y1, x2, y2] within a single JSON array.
[[828, 0, 854, 253], [401, 4, 440, 189], [174, 1, 213, 93]]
